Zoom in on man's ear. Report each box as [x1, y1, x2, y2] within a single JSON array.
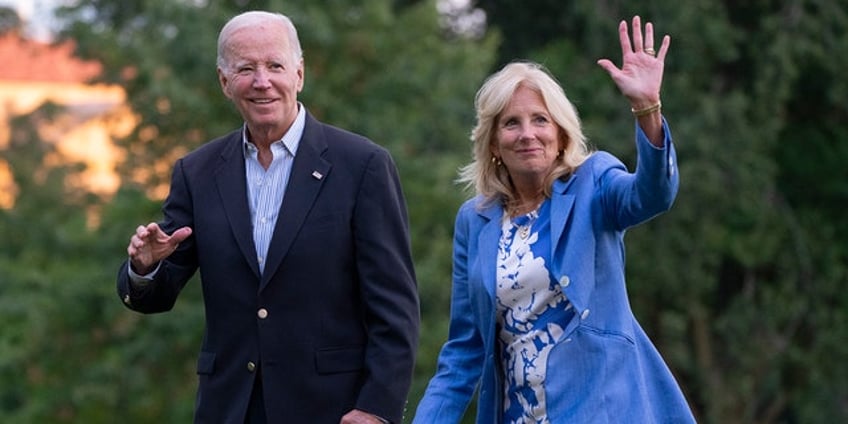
[[296, 59, 305, 93], [217, 67, 232, 99]]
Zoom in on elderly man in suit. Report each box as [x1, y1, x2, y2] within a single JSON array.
[[117, 10, 419, 424]]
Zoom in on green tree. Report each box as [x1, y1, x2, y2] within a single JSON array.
[[0, 104, 201, 422], [0, 6, 21, 35]]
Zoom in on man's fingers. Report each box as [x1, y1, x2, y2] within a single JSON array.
[[135, 222, 163, 241], [170, 227, 193, 244], [129, 223, 191, 258], [134, 224, 148, 239], [145, 222, 164, 237]]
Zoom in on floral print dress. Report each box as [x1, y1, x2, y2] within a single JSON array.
[[496, 199, 575, 423]]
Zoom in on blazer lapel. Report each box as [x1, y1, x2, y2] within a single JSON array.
[[477, 203, 504, 301], [550, 172, 594, 319], [214, 131, 261, 279], [550, 176, 577, 254], [477, 176, 579, 303], [260, 113, 331, 289]]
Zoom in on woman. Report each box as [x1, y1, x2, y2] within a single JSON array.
[[413, 16, 695, 423]]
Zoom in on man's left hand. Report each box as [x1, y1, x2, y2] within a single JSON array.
[[340, 409, 388, 424]]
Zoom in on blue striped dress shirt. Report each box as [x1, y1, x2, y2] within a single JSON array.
[[242, 104, 306, 274]]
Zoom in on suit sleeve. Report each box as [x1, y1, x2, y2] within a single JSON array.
[[351, 148, 420, 423], [116, 158, 199, 314]]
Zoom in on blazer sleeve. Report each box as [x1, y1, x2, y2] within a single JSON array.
[[413, 202, 486, 423], [351, 148, 420, 423], [116, 157, 199, 314], [599, 118, 679, 230]]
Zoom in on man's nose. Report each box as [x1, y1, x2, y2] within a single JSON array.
[[252, 68, 272, 88]]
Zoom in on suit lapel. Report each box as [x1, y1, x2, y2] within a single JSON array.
[[214, 130, 261, 279], [260, 113, 331, 289]]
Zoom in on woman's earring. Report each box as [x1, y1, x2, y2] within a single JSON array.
[[492, 156, 503, 166]]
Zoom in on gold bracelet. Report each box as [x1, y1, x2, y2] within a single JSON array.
[[631, 101, 662, 117]]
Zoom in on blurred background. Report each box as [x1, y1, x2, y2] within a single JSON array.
[[0, 0, 846, 422]]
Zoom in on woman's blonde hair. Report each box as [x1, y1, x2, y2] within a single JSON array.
[[458, 61, 592, 209]]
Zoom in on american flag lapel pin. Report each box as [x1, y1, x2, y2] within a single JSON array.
[[311, 171, 324, 180]]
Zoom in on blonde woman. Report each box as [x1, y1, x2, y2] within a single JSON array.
[[414, 16, 694, 423]]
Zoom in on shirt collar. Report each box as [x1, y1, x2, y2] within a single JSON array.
[[241, 102, 306, 157]]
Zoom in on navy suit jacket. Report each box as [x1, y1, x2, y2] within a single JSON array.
[[117, 111, 419, 423]]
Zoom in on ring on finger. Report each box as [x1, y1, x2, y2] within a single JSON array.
[[644, 47, 656, 57]]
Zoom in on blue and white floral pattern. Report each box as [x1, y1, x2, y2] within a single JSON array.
[[496, 200, 574, 423]]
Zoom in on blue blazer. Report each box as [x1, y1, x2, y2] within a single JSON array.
[[414, 121, 695, 423], [117, 111, 419, 424]]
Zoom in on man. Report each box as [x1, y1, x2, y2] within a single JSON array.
[[117, 10, 419, 424]]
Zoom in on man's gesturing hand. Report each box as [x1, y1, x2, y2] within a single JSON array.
[[127, 223, 192, 275]]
